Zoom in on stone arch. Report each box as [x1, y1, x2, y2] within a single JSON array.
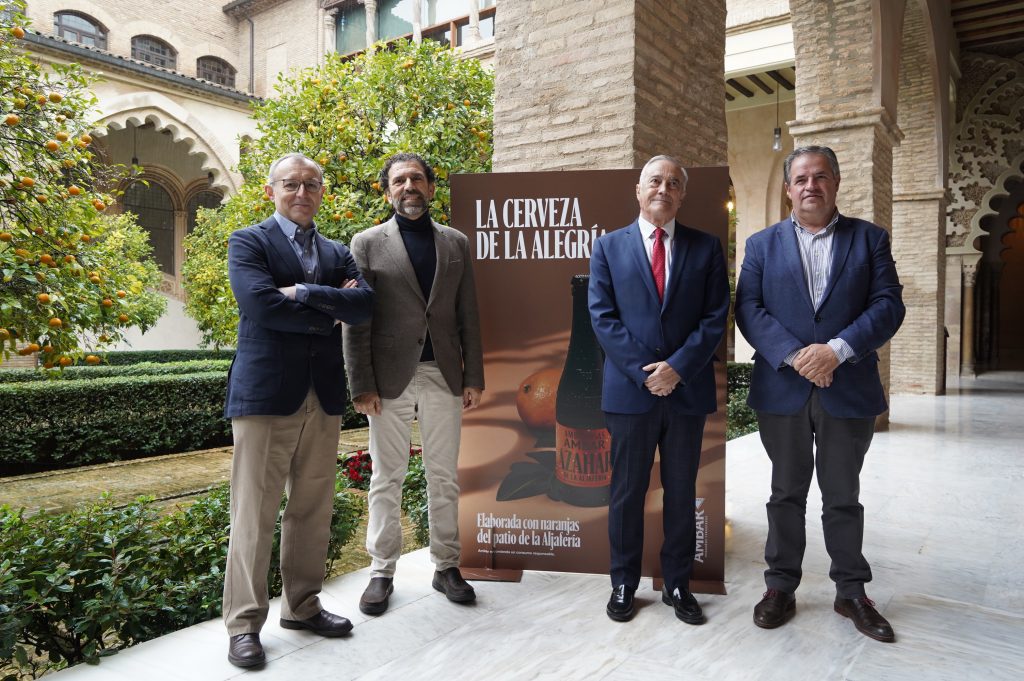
[[93, 92, 242, 195]]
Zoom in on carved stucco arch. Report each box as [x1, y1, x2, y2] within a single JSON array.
[[948, 53, 1024, 257], [92, 92, 242, 195]]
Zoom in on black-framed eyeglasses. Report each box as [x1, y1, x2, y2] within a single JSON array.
[[270, 179, 323, 193]]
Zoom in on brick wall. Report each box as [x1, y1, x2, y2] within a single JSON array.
[[493, 0, 727, 172]]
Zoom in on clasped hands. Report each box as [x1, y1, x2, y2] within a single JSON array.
[[792, 343, 839, 388], [642, 361, 680, 397]]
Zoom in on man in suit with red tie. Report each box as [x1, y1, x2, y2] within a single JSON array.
[[588, 155, 729, 624], [735, 146, 904, 642], [222, 153, 373, 668]]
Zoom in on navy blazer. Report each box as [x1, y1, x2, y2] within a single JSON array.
[[735, 215, 905, 418], [588, 221, 730, 415], [224, 217, 373, 418]]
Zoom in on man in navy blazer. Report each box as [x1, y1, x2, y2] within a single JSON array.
[[222, 153, 373, 668], [735, 146, 904, 643], [589, 155, 729, 624]]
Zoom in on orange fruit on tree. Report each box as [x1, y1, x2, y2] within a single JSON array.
[[101, 298, 113, 307], [64, 255, 76, 263], [89, 275, 101, 284], [515, 367, 563, 430], [36, 95, 47, 106], [85, 354, 100, 365], [48, 92, 62, 103], [59, 356, 73, 367], [48, 317, 62, 328], [37, 293, 51, 304], [4, 114, 19, 126], [42, 345, 54, 354], [11, 26, 26, 39], [26, 343, 41, 353], [80, 133, 92, 144], [344, 210, 355, 219], [92, 199, 106, 211], [463, 99, 471, 106], [80, 234, 91, 242], [56, 131, 69, 142], [116, 290, 126, 298], [20, 176, 34, 187], [68, 185, 81, 195], [45, 140, 59, 152], [0, 232, 12, 242], [0, 328, 9, 341], [118, 313, 129, 323], [35, 194, 48, 204]]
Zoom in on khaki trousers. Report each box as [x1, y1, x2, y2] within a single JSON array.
[[223, 389, 341, 636], [366, 362, 463, 577]]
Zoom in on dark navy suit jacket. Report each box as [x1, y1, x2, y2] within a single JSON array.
[[588, 221, 730, 415], [735, 215, 905, 418], [224, 216, 373, 418]]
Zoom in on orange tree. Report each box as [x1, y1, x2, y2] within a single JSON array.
[[0, 2, 165, 367], [183, 39, 493, 347]]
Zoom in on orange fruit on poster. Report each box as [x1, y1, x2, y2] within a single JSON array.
[[515, 367, 562, 430]]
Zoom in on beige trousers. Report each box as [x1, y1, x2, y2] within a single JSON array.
[[366, 361, 464, 577], [223, 389, 341, 636]]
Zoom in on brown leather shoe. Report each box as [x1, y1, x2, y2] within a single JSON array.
[[280, 609, 353, 637], [834, 596, 896, 642], [228, 633, 265, 668], [753, 588, 796, 629], [359, 577, 394, 615], [432, 567, 476, 603]]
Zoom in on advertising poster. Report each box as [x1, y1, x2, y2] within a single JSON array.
[[450, 168, 729, 594]]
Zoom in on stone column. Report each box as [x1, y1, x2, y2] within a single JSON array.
[[492, 0, 727, 172], [365, 0, 378, 46], [411, 0, 422, 43], [465, 0, 482, 47], [962, 261, 978, 376]]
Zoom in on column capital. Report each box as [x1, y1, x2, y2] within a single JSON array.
[[788, 107, 904, 147]]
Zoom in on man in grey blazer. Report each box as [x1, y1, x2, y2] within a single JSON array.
[[343, 152, 484, 615]]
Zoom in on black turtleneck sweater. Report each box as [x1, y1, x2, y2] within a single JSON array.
[[396, 212, 436, 361]]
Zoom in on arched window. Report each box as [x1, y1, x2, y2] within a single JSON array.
[[131, 35, 177, 69], [187, 190, 223, 234], [123, 181, 175, 275], [197, 56, 236, 88], [54, 11, 107, 49]]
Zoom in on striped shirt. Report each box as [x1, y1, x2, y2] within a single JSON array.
[[784, 211, 855, 367]]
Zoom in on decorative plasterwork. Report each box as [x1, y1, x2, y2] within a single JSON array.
[[947, 52, 1024, 255], [92, 92, 244, 195]]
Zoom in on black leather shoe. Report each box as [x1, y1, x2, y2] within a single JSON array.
[[834, 596, 895, 642], [228, 633, 265, 668], [662, 585, 706, 625], [606, 585, 636, 622], [432, 567, 476, 603], [359, 577, 394, 615], [753, 588, 796, 629], [280, 609, 353, 637]]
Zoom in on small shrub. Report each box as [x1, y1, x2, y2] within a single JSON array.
[[0, 475, 365, 679], [727, 361, 758, 440], [401, 448, 429, 546]]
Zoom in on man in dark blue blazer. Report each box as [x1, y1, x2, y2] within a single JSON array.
[[735, 146, 904, 643], [222, 153, 373, 668], [589, 156, 729, 624]]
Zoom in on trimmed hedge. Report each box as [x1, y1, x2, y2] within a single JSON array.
[[726, 361, 758, 440], [0, 478, 365, 678], [0, 360, 232, 384], [0, 371, 231, 471], [95, 349, 235, 365]]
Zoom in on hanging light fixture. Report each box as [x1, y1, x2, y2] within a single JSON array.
[[772, 86, 783, 152], [130, 123, 139, 169]]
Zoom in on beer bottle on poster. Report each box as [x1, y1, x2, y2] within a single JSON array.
[[549, 274, 611, 507]]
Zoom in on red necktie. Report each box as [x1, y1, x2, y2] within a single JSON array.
[[652, 226, 666, 302]]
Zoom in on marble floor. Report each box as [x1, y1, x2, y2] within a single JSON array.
[[50, 372, 1024, 681]]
